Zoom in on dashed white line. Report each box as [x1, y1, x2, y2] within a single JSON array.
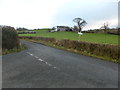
[[45, 62, 48, 64], [38, 58, 43, 61], [53, 67, 57, 69], [26, 52, 57, 69], [48, 63, 52, 66], [30, 54, 33, 56], [27, 52, 33, 56], [34, 56, 39, 59]]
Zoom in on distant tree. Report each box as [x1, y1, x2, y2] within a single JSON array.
[[73, 18, 87, 32], [100, 23, 109, 33], [16, 27, 28, 31]]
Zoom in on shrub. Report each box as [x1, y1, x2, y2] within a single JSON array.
[[2, 26, 20, 49]]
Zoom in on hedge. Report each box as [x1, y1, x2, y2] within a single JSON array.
[[2, 26, 20, 49], [19, 36, 119, 62]]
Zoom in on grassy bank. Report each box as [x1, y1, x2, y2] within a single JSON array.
[[19, 30, 119, 45], [19, 36, 120, 64], [2, 44, 26, 55]]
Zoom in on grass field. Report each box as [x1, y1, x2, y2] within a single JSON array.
[[19, 30, 119, 45]]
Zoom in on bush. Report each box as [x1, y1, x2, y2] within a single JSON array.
[[2, 26, 20, 49]]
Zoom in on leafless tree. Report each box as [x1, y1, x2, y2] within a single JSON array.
[[73, 18, 87, 32]]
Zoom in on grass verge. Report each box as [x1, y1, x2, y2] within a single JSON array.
[[23, 39, 119, 64], [2, 44, 26, 55]]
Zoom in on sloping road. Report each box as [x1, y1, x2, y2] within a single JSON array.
[[3, 40, 118, 88]]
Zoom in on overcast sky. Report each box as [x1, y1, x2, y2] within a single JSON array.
[[0, 0, 119, 30]]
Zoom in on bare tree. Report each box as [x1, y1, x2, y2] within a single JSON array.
[[73, 18, 87, 32]]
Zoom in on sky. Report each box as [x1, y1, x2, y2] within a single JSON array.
[[0, 0, 119, 30]]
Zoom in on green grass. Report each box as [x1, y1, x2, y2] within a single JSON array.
[[19, 30, 119, 45], [2, 44, 26, 55]]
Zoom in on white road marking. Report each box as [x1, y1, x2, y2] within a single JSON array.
[[38, 58, 43, 61], [45, 62, 48, 64], [27, 52, 33, 56], [30, 54, 33, 56], [26, 52, 57, 69], [34, 56, 39, 58], [53, 67, 57, 69], [48, 63, 52, 66]]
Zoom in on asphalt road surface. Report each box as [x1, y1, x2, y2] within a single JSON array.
[[3, 40, 118, 88]]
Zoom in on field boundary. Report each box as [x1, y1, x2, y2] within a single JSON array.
[[19, 36, 120, 63]]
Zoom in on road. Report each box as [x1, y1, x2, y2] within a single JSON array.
[[2, 40, 118, 88]]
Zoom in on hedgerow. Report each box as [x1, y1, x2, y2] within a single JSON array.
[[19, 36, 120, 63], [2, 26, 20, 49]]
